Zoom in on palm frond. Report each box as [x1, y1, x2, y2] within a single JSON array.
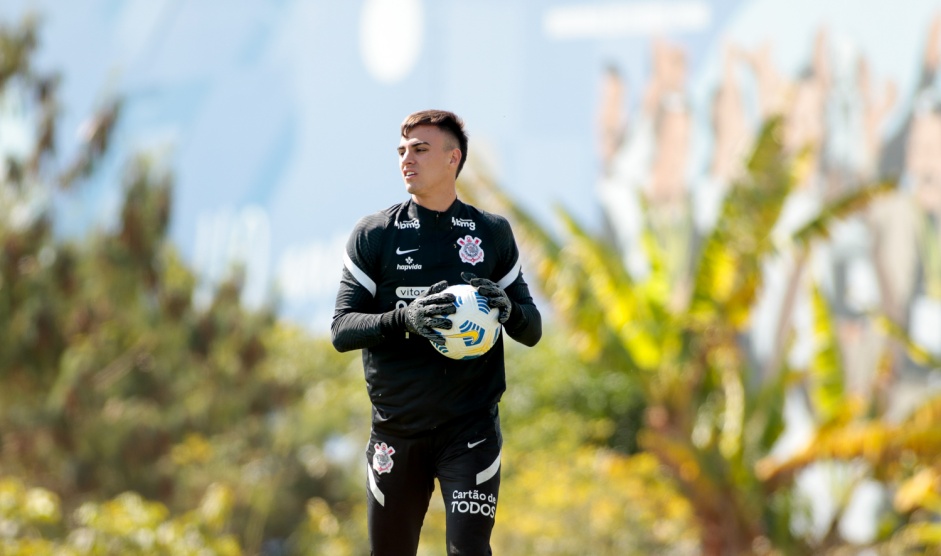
[[556, 208, 668, 372], [791, 181, 896, 249], [894, 468, 941, 514], [690, 117, 799, 328], [882, 522, 941, 553], [873, 314, 941, 369], [902, 394, 941, 430], [806, 284, 847, 425], [459, 170, 639, 365], [756, 394, 941, 487], [743, 364, 799, 457]]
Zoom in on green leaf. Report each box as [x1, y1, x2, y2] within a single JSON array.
[[791, 181, 895, 249], [690, 117, 796, 329], [807, 284, 845, 424]]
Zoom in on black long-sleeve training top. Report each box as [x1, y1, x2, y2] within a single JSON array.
[[331, 198, 542, 435]]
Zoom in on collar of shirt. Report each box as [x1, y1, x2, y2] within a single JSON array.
[[407, 198, 463, 230]]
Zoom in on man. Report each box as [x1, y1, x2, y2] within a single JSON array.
[[331, 109, 542, 555]]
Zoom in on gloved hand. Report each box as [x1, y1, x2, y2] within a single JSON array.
[[461, 272, 511, 324], [405, 280, 456, 345]]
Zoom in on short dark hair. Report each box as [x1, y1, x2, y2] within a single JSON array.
[[401, 109, 468, 177]]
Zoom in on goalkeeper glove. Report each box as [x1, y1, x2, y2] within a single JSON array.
[[405, 280, 456, 345], [461, 272, 511, 324]]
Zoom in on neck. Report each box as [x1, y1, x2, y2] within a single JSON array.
[[412, 188, 457, 212]]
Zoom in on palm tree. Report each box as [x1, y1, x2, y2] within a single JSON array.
[[459, 116, 940, 555]]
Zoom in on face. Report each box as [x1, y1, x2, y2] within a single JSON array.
[[397, 125, 461, 198]]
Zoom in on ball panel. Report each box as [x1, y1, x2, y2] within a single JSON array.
[[430, 284, 502, 360]]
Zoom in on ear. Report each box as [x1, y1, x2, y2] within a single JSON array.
[[449, 148, 462, 168]]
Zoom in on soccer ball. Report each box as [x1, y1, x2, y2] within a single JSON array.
[[431, 284, 502, 360]]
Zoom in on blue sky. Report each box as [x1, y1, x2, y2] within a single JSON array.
[[1, 0, 936, 328]]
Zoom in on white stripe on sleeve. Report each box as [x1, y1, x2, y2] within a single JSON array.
[[344, 252, 377, 296], [496, 260, 521, 290]]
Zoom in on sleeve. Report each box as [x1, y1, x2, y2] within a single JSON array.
[[492, 217, 542, 347], [330, 216, 406, 352]]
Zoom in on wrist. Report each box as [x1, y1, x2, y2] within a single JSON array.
[[380, 308, 407, 335]]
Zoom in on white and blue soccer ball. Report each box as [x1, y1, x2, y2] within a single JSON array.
[[431, 284, 501, 360]]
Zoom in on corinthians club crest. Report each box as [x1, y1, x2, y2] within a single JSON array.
[[373, 442, 395, 475], [457, 235, 484, 265]]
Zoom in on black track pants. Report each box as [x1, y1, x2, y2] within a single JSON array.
[[365, 406, 502, 556]]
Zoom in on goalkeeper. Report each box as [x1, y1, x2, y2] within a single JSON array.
[[331, 109, 541, 555]]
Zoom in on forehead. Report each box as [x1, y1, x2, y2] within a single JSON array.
[[399, 124, 448, 147]]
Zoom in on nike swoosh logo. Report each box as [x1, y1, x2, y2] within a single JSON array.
[[396, 247, 419, 255], [467, 439, 486, 449]]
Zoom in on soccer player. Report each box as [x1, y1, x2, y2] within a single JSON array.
[[331, 109, 542, 555]]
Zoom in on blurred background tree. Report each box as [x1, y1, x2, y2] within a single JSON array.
[[4, 10, 941, 556], [0, 15, 375, 555], [459, 113, 941, 554], [0, 14, 694, 556]]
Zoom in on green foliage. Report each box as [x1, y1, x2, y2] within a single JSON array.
[[0, 152, 373, 551], [8, 13, 939, 556], [496, 339, 696, 554], [414, 335, 696, 556], [460, 124, 801, 551], [0, 15, 700, 554], [690, 117, 800, 329], [460, 112, 941, 555], [807, 284, 846, 425], [0, 476, 241, 555], [0, 16, 373, 553]]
